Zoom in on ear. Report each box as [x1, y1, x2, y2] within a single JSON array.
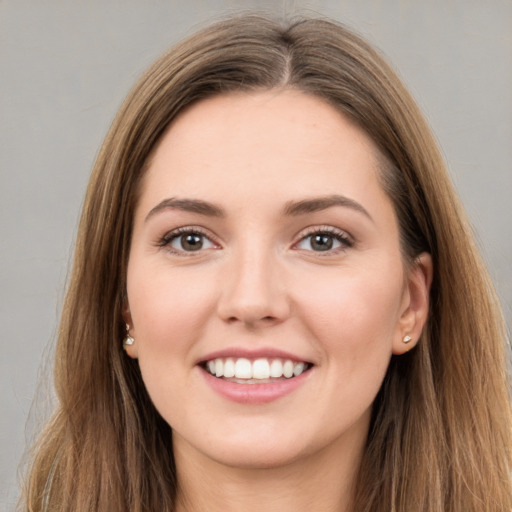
[[392, 252, 433, 355], [122, 305, 139, 359]]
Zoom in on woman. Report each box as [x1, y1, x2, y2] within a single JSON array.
[[22, 14, 512, 512]]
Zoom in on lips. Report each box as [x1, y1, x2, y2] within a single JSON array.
[[197, 349, 313, 402], [204, 357, 310, 381]]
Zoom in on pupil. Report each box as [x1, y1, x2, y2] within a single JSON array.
[[182, 234, 203, 251], [312, 234, 333, 251]]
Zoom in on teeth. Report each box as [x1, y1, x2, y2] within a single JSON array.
[[293, 362, 306, 376], [223, 358, 235, 378], [215, 359, 223, 377], [269, 359, 283, 378], [283, 360, 294, 378], [204, 357, 309, 380], [252, 358, 270, 379], [235, 358, 252, 379]]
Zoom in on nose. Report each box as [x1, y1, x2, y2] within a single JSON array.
[[216, 246, 290, 327]]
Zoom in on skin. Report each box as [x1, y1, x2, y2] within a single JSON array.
[[125, 90, 432, 512]]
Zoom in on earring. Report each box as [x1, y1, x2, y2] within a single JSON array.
[[403, 335, 412, 344], [123, 324, 134, 349]]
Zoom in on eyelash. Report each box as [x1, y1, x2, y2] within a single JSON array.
[[157, 225, 354, 255], [293, 226, 354, 254], [157, 226, 219, 255]]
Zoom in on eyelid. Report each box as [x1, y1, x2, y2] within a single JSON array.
[[156, 224, 353, 255], [292, 225, 354, 252], [157, 225, 221, 254]]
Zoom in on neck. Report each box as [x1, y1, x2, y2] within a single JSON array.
[[173, 432, 365, 512]]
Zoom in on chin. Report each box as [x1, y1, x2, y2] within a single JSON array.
[[174, 421, 329, 471], [209, 444, 307, 470]]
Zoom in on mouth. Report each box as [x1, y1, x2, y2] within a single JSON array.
[[201, 357, 312, 384]]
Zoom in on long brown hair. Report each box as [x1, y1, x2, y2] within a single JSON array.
[[22, 14, 512, 512]]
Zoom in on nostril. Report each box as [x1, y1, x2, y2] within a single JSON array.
[[227, 315, 277, 326]]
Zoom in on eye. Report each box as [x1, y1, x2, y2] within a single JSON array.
[[159, 228, 218, 254], [294, 228, 352, 253]]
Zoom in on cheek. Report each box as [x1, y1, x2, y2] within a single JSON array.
[[295, 264, 404, 363], [127, 261, 218, 354], [298, 269, 403, 418], [125, 261, 220, 425]]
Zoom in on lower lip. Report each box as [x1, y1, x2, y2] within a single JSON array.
[[199, 367, 311, 404]]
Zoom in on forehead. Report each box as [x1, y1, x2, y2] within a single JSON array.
[[138, 90, 388, 214]]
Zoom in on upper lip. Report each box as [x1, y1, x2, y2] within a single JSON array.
[[197, 347, 313, 365]]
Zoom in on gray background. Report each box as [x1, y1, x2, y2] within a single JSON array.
[[1, 1, 511, 509]]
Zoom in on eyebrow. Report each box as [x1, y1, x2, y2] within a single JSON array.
[[283, 194, 373, 222], [145, 197, 225, 222], [145, 194, 373, 223]]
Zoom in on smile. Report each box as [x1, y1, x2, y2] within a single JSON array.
[[204, 357, 311, 382]]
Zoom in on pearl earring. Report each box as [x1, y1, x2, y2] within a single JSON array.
[[403, 335, 412, 344], [123, 324, 135, 349]]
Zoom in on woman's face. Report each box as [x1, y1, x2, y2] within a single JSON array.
[[126, 90, 431, 470]]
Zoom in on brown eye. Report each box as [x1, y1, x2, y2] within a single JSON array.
[[295, 229, 352, 253], [166, 230, 217, 253], [180, 233, 204, 251], [310, 234, 334, 251]]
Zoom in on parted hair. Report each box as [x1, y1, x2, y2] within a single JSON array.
[[22, 14, 512, 512]]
